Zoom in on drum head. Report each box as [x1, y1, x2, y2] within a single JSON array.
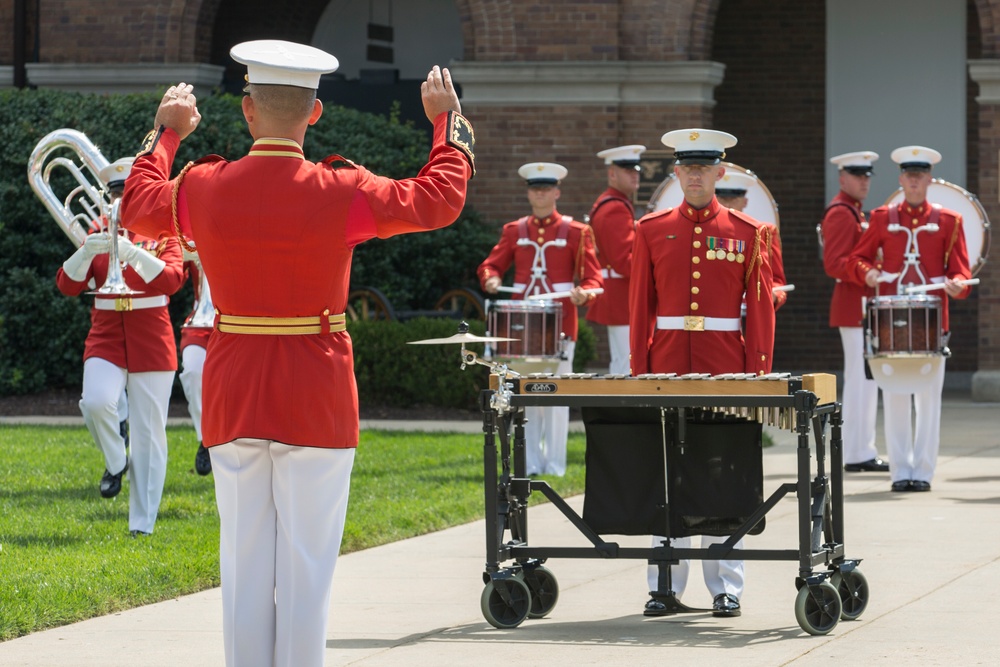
[[883, 179, 991, 276], [645, 162, 781, 228]]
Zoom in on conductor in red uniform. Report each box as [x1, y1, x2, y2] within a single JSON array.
[[56, 157, 184, 535], [847, 146, 971, 493], [478, 163, 603, 476], [585, 145, 645, 375], [821, 151, 888, 473], [121, 40, 474, 667], [630, 128, 775, 619]]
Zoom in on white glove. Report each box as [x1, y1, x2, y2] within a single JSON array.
[[182, 247, 199, 263], [117, 236, 166, 283], [62, 234, 110, 282]]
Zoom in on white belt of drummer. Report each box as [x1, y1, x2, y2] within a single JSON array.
[[513, 281, 574, 294], [657, 315, 741, 332], [601, 268, 624, 279], [94, 295, 168, 311]]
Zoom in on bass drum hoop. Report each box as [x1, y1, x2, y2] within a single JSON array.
[[882, 178, 991, 277], [645, 161, 781, 229]]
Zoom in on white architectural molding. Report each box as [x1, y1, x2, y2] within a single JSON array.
[[968, 59, 1000, 104], [448, 61, 726, 106], [0, 66, 14, 88], [25, 63, 225, 94]]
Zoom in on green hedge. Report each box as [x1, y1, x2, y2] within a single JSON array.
[[0, 88, 499, 397]]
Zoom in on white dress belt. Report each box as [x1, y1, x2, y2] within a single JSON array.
[[601, 268, 624, 279], [94, 295, 168, 311], [657, 315, 741, 332]]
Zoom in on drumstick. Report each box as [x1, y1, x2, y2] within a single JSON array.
[[526, 288, 605, 300], [903, 278, 979, 294], [494, 286, 523, 293], [772, 284, 795, 293]]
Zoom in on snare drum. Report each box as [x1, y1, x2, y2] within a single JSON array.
[[486, 299, 563, 373], [866, 294, 942, 357]]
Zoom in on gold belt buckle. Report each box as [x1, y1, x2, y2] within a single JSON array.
[[115, 297, 133, 312], [683, 315, 704, 331]]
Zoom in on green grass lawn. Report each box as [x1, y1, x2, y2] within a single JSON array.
[[0, 424, 586, 640]]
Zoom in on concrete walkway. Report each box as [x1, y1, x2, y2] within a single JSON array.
[[1, 395, 999, 666]]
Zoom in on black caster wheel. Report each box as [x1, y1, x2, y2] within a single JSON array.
[[518, 565, 559, 619], [794, 580, 842, 636], [831, 568, 869, 620], [481, 576, 532, 629]]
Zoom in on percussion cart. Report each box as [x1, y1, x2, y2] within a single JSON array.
[[475, 370, 868, 636]]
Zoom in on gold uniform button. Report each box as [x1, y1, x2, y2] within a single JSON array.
[[761, 355, 766, 361], [538, 228, 545, 234], [691, 286, 700, 295], [691, 302, 699, 311], [694, 226, 702, 234], [693, 271, 701, 279], [537, 237, 545, 244], [692, 256, 701, 264], [693, 241, 701, 249]]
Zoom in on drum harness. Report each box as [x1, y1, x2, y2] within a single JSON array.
[[515, 215, 572, 297]]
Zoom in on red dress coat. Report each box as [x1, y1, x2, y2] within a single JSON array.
[[56, 230, 184, 372], [585, 187, 635, 326], [122, 114, 472, 449], [847, 201, 971, 332], [179, 260, 212, 351], [477, 210, 603, 340], [629, 197, 775, 376], [821, 191, 874, 327]]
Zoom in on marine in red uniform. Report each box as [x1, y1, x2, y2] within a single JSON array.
[[121, 41, 473, 667], [715, 167, 788, 310], [585, 144, 645, 375], [478, 162, 603, 476], [822, 151, 887, 473], [56, 156, 184, 536], [178, 255, 213, 475], [847, 146, 971, 494], [630, 128, 775, 621]]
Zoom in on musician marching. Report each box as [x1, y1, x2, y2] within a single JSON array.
[[585, 145, 645, 375], [630, 128, 775, 619], [478, 163, 604, 477], [847, 146, 972, 492], [56, 156, 184, 536], [821, 151, 889, 474]]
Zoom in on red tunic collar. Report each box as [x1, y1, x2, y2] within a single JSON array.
[[899, 200, 930, 218], [531, 210, 563, 227], [679, 196, 720, 223], [834, 190, 863, 211], [248, 137, 305, 159]]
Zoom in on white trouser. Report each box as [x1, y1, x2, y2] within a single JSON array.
[[525, 341, 575, 476], [179, 344, 207, 441], [838, 327, 881, 464], [883, 358, 946, 484], [606, 324, 630, 375], [212, 440, 355, 667], [117, 388, 128, 423], [647, 534, 745, 600], [79, 357, 174, 533]]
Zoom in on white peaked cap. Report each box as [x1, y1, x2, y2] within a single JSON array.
[[518, 162, 568, 185], [99, 157, 135, 190], [596, 145, 646, 169], [716, 168, 757, 195], [890, 145, 942, 170], [829, 151, 879, 173], [231, 40, 339, 89], [661, 128, 737, 165]]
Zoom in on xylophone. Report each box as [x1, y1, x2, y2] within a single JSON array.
[[488, 372, 838, 430], [476, 369, 864, 636]]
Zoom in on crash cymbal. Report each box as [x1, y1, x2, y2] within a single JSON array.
[[407, 332, 519, 345]]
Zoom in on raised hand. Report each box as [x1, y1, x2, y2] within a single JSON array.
[[421, 66, 462, 122], [153, 82, 202, 140]]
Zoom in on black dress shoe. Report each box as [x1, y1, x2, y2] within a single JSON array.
[[910, 480, 931, 492], [195, 443, 212, 476], [891, 480, 912, 492], [100, 457, 129, 498], [712, 593, 741, 617], [643, 598, 675, 617], [845, 457, 890, 472], [129, 530, 151, 538]]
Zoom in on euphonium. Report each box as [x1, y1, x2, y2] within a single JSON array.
[[27, 128, 112, 248]]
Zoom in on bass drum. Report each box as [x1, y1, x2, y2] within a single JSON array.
[[883, 179, 991, 276], [645, 162, 780, 228]]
